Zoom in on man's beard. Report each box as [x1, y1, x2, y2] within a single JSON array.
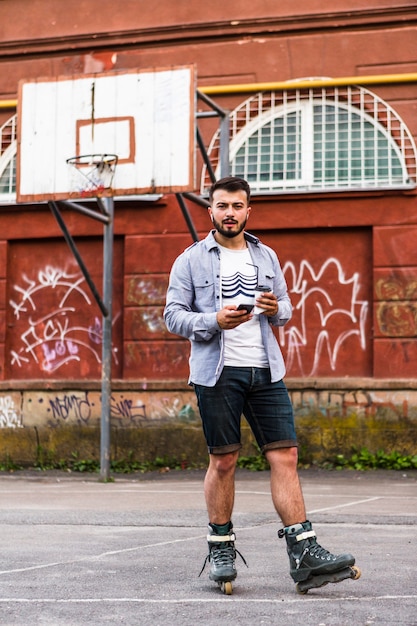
[[212, 216, 247, 238]]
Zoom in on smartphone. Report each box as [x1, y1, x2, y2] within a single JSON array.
[[237, 304, 254, 313]]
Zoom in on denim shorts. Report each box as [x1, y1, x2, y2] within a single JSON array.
[[194, 366, 297, 455]]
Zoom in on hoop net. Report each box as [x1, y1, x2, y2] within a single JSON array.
[[66, 154, 118, 198]]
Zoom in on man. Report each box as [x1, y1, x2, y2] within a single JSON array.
[[164, 176, 356, 592]]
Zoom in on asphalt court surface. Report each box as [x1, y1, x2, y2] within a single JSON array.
[[0, 468, 416, 626]]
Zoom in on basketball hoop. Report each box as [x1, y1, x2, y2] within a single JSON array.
[[66, 153, 118, 198]]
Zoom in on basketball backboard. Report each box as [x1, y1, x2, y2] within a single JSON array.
[[17, 65, 195, 201]]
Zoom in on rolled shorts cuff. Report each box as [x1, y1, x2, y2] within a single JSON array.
[[208, 443, 242, 455], [261, 440, 298, 453]]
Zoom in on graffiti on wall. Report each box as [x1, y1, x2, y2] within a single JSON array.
[[47, 391, 147, 426], [0, 390, 197, 428], [44, 392, 196, 426], [281, 257, 368, 376], [0, 395, 22, 428], [6, 253, 369, 378], [9, 265, 118, 373]]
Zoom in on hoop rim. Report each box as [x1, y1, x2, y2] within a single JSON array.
[[66, 153, 119, 166]]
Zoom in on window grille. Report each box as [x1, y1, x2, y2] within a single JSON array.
[[201, 85, 417, 194]]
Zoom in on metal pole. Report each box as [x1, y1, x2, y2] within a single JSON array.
[[100, 196, 114, 481]]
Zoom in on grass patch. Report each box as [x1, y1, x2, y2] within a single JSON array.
[[326, 448, 417, 471], [1, 447, 416, 474]]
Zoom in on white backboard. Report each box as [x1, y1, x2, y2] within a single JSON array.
[[17, 65, 195, 201]]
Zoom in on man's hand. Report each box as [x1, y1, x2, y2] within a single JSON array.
[[255, 291, 279, 316], [216, 305, 253, 329]]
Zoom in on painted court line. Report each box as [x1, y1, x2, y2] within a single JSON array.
[[308, 496, 381, 514], [0, 595, 415, 604], [0, 516, 410, 579], [0, 512, 400, 577], [0, 533, 207, 576]]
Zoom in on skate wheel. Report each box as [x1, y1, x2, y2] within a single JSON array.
[[351, 566, 361, 580], [295, 582, 308, 595], [223, 581, 233, 595]]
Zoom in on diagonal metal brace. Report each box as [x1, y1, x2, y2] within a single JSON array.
[[48, 201, 108, 316], [57, 199, 110, 224], [175, 194, 199, 242]]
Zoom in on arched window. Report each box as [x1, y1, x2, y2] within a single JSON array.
[[201, 84, 417, 194]]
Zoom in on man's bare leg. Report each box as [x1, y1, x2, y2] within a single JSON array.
[[202, 451, 242, 585], [267, 447, 357, 588], [204, 451, 239, 524], [266, 447, 307, 526]]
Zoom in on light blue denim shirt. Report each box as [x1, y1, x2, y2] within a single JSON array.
[[164, 230, 292, 386]]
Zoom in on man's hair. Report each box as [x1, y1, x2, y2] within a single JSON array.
[[209, 176, 251, 204]]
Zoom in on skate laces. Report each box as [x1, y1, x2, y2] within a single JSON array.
[[306, 541, 337, 561], [211, 543, 236, 567], [198, 534, 248, 577], [297, 540, 337, 569]]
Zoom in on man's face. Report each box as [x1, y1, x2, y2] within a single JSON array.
[[208, 189, 251, 239]]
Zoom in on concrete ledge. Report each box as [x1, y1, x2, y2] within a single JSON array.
[[1, 379, 416, 466], [1, 416, 415, 468], [0, 424, 259, 467], [1, 377, 417, 391]]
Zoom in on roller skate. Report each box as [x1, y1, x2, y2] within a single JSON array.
[[278, 521, 361, 594], [199, 522, 247, 595]]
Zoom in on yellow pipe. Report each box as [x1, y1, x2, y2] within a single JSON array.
[[1, 73, 417, 108], [0, 99, 18, 109], [199, 72, 417, 95]]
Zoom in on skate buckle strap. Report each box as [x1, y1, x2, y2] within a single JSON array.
[[207, 533, 236, 543], [295, 530, 316, 542]]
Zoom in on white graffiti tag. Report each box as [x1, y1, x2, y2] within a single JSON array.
[[9, 265, 118, 373], [0, 395, 22, 428], [281, 258, 368, 376], [10, 266, 91, 320]]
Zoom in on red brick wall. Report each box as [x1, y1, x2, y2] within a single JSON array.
[[373, 226, 417, 377], [123, 233, 191, 380], [1, 1, 417, 382]]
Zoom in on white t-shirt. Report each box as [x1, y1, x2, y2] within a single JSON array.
[[219, 244, 269, 368]]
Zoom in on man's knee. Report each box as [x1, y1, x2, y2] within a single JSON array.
[[209, 451, 239, 476], [266, 446, 299, 469]]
